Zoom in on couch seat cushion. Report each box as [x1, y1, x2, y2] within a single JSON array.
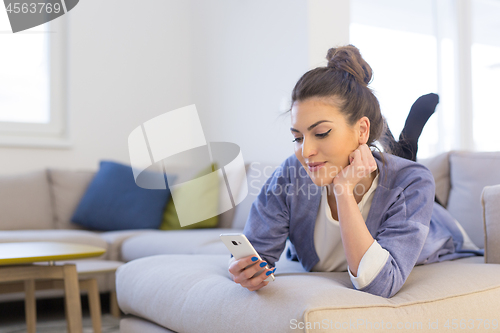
[[120, 229, 235, 262], [97, 229, 154, 261], [116, 254, 500, 333], [120, 317, 177, 333], [0, 230, 109, 260]]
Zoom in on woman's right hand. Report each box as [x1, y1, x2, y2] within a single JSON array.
[[228, 255, 275, 291]]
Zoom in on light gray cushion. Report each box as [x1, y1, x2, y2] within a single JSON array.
[[482, 184, 500, 264], [447, 151, 500, 249], [120, 229, 235, 262], [116, 254, 500, 333], [120, 317, 178, 333], [0, 170, 54, 230], [97, 230, 153, 261], [417, 151, 450, 207], [48, 168, 96, 230]]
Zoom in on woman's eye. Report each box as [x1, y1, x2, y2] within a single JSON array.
[[316, 129, 332, 138], [292, 129, 331, 143]]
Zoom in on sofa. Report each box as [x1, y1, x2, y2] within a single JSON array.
[[114, 150, 500, 333], [1, 150, 499, 332], [0, 160, 269, 304]]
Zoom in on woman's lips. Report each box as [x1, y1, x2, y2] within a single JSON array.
[[308, 162, 326, 172]]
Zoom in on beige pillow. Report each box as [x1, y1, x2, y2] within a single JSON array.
[[0, 170, 54, 230], [48, 169, 96, 229], [417, 151, 451, 207]]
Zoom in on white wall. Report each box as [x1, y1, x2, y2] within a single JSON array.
[[0, 0, 193, 174], [0, 0, 350, 174], [189, 0, 309, 166]]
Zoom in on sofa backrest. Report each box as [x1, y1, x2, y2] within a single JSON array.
[[48, 168, 97, 230], [419, 150, 500, 249], [446, 151, 500, 249], [0, 170, 55, 230], [417, 151, 451, 208], [230, 161, 281, 230], [47, 163, 250, 231]]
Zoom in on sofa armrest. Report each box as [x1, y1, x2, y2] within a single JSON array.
[[482, 184, 500, 264]]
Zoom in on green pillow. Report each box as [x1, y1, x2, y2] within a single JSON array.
[[159, 162, 219, 230]]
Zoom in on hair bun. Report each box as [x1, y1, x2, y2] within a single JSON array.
[[326, 44, 372, 86]]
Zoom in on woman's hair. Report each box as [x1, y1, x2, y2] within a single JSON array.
[[283, 44, 398, 168]]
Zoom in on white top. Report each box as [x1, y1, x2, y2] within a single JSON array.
[[312, 172, 390, 289]]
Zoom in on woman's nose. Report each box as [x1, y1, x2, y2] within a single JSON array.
[[302, 137, 317, 158]]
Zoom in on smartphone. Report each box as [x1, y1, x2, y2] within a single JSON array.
[[220, 233, 275, 282]]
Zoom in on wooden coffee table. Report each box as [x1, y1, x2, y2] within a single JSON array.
[[0, 242, 106, 333]]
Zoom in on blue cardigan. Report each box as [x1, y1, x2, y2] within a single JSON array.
[[241, 151, 484, 298]]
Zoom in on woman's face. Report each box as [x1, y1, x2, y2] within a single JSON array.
[[290, 97, 361, 187]]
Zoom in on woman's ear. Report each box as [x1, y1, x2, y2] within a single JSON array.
[[357, 117, 370, 145]]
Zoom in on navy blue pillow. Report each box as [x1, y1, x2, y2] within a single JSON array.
[[71, 160, 174, 231]]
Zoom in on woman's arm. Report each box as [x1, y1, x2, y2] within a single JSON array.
[[333, 145, 435, 298], [359, 168, 435, 298], [335, 184, 376, 277], [332, 144, 379, 277]]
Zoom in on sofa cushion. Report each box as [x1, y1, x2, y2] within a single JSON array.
[[0, 170, 54, 230], [482, 184, 500, 264], [447, 151, 500, 249], [120, 229, 235, 262], [116, 254, 499, 333], [0, 230, 109, 260], [416, 151, 450, 207], [159, 162, 219, 230], [120, 317, 177, 333], [48, 168, 96, 230], [97, 229, 153, 261], [71, 160, 174, 231]]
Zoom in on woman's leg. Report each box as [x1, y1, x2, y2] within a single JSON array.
[[397, 93, 439, 162], [385, 93, 444, 206]]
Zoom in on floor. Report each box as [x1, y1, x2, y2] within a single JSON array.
[[0, 293, 128, 333]]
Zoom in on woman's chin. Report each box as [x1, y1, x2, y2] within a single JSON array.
[[310, 176, 333, 187]]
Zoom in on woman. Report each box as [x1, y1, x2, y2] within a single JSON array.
[[228, 45, 483, 298]]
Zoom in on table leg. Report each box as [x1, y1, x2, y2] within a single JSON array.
[[24, 279, 36, 333], [80, 279, 102, 333], [62, 264, 83, 333], [110, 289, 121, 318]]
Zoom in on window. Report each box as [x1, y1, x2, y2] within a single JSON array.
[[350, 0, 498, 158], [0, 10, 69, 148], [471, 0, 500, 152]]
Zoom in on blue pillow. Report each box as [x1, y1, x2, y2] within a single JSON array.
[[71, 160, 174, 231]]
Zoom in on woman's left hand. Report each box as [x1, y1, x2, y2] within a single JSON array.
[[333, 144, 377, 191]]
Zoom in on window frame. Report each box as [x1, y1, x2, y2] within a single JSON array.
[[0, 17, 71, 148]]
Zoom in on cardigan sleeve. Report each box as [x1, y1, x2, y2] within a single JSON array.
[[240, 161, 291, 269], [347, 239, 390, 289], [353, 166, 435, 298]]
